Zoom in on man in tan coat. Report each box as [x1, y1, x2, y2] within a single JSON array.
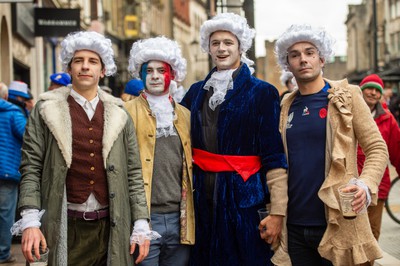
[[272, 24, 388, 266], [124, 36, 194, 266]]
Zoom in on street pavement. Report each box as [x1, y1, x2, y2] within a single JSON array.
[[375, 167, 400, 266]]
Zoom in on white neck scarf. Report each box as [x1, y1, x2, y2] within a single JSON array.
[[203, 69, 235, 111], [144, 92, 177, 138]]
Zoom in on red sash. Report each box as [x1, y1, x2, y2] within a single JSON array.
[[192, 148, 262, 182]]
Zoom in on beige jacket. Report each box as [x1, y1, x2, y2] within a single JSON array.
[[273, 79, 388, 266], [124, 95, 195, 245]]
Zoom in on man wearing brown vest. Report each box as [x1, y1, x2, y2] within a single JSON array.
[[13, 31, 159, 266]]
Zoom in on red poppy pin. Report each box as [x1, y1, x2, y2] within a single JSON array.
[[319, 108, 327, 118]]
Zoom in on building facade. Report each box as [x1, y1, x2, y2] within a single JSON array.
[[346, 0, 400, 92], [0, 0, 258, 97]]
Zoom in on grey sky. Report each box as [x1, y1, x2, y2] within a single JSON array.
[[254, 0, 363, 57]]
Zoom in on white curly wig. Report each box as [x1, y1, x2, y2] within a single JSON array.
[[280, 71, 294, 86], [128, 36, 187, 83], [60, 31, 117, 76], [200, 12, 256, 71], [275, 24, 335, 70]]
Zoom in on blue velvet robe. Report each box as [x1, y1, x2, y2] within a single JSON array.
[[181, 64, 287, 266]]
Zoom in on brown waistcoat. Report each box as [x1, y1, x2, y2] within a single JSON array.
[[66, 96, 109, 205]]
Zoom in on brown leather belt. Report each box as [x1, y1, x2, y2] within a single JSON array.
[[67, 209, 109, 221]]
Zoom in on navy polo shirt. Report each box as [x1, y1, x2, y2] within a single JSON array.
[[286, 83, 330, 226]]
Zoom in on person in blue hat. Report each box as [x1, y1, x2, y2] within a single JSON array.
[[48, 72, 71, 91], [121, 79, 144, 101], [0, 82, 27, 264], [8, 81, 31, 117]]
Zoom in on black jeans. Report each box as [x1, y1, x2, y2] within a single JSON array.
[[287, 224, 333, 266]]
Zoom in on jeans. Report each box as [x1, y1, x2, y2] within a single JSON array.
[[287, 224, 333, 266], [0, 180, 18, 262], [138, 212, 190, 266]]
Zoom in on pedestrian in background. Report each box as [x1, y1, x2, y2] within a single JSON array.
[[121, 79, 144, 102], [12, 31, 157, 266], [0, 82, 8, 100], [125, 36, 194, 266], [275, 24, 388, 266], [357, 74, 400, 265], [181, 13, 288, 266], [7, 81, 31, 117], [47, 72, 71, 91], [0, 82, 27, 264]]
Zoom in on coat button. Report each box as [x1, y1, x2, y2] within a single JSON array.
[[109, 192, 115, 198], [111, 220, 116, 227], [108, 165, 114, 171]]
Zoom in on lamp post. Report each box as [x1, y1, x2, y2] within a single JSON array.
[[373, 0, 378, 72]]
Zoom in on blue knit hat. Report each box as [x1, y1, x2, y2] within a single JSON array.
[[125, 79, 144, 96], [50, 72, 71, 86]]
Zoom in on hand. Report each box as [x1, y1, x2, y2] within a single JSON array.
[[21, 228, 47, 263], [341, 184, 366, 213], [259, 215, 283, 245], [130, 239, 150, 264], [350, 185, 367, 213]]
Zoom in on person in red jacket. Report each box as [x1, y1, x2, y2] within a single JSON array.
[[357, 74, 400, 241]]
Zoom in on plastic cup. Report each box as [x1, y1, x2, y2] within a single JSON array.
[[30, 247, 49, 266], [338, 184, 358, 220], [258, 208, 269, 231], [257, 208, 270, 221]]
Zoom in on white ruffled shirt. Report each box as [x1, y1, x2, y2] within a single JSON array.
[[203, 69, 236, 110]]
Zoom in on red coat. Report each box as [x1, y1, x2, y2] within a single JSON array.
[[357, 102, 400, 199]]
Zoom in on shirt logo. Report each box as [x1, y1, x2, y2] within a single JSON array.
[[319, 108, 327, 118], [302, 106, 310, 116], [287, 112, 294, 129]]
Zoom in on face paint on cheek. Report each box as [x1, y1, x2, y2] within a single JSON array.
[[141, 63, 148, 88], [162, 63, 173, 92]]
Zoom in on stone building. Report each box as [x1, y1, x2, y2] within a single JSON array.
[[346, 0, 400, 91]]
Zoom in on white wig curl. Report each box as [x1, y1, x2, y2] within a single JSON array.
[[200, 12, 256, 71], [280, 71, 294, 86], [60, 31, 117, 76], [128, 36, 187, 83], [275, 24, 335, 70]]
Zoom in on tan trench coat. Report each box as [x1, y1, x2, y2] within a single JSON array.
[[124, 95, 195, 245], [273, 79, 388, 266]]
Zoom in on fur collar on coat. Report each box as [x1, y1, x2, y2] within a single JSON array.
[[37, 86, 127, 168]]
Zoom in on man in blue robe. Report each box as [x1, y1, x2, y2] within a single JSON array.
[[181, 13, 288, 266]]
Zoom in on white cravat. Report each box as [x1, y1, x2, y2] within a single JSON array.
[[144, 91, 177, 138], [203, 69, 235, 110]]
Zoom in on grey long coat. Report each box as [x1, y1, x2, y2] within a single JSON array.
[[18, 87, 149, 266]]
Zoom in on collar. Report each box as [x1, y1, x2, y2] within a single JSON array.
[[70, 88, 99, 110]]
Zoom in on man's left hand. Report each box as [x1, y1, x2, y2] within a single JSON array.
[[130, 239, 150, 264], [259, 215, 283, 245]]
